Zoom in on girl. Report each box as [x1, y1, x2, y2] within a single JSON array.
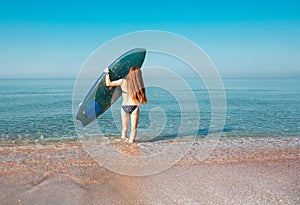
[[105, 66, 148, 143]]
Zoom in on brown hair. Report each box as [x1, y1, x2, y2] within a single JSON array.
[[126, 66, 148, 105]]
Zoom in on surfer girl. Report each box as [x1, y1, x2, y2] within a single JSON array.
[[105, 66, 148, 143]]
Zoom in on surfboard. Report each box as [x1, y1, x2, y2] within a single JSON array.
[[76, 48, 146, 127]]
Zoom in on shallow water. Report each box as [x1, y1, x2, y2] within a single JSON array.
[[0, 78, 299, 142]]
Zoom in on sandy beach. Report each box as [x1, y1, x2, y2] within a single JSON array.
[[0, 137, 299, 205]]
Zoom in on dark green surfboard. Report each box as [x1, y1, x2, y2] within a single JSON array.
[[76, 48, 146, 127]]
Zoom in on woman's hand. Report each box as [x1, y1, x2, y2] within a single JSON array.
[[104, 68, 110, 74]]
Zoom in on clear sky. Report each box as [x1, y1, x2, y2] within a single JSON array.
[[0, 0, 299, 78]]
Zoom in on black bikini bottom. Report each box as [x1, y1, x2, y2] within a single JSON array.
[[122, 105, 137, 114]]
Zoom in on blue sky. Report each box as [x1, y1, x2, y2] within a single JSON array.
[[0, 0, 299, 78]]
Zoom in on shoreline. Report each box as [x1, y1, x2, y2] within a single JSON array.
[[0, 134, 299, 145], [0, 137, 299, 204]]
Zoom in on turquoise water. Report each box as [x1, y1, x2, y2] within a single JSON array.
[[0, 78, 299, 142]]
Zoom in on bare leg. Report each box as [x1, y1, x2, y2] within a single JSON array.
[[121, 108, 129, 139], [128, 107, 139, 143]]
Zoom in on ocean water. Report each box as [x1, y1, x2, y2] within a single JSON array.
[[0, 78, 299, 143]]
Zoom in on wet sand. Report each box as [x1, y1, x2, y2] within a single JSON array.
[[0, 137, 299, 205]]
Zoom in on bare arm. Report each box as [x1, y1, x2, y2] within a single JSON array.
[[105, 68, 123, 87]]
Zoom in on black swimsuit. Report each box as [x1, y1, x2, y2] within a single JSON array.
[[122, 105, 137, 114], [121, 89, 137, 114]]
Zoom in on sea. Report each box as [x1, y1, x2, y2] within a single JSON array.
[[0, 78, 299, 143]]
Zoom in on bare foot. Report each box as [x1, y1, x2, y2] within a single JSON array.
[[120, 136, 128, 143]]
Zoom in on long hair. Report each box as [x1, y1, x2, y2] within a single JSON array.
[[126, 66, 148, 105]]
